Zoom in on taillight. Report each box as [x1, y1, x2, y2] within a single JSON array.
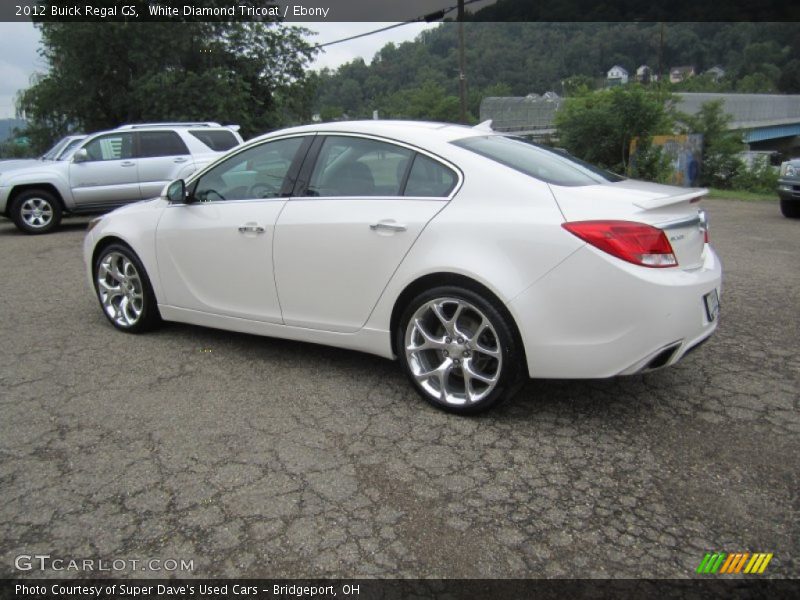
[[562, 220, 678, 268], [699, 209, 709, 244]]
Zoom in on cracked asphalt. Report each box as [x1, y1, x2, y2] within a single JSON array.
[[0, 198, 798, 579]]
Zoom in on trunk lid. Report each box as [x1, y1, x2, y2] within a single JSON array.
[[549, 180, 708, 270]]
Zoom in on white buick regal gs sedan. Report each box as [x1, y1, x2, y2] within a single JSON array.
[[83, 120, 722, 414]]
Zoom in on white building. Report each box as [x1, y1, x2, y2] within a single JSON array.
[[607, 65, 629, 86]]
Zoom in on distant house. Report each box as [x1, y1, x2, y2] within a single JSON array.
[[704, 66, 726, 82], [636, 65, 652, 83], [670, 66, 696, 83], [607, 65, 629, 86]]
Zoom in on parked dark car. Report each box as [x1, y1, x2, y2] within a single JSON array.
[[777, 159, 800, 218]]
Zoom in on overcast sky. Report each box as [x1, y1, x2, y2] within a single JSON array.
[[0, 21, 440, 120]]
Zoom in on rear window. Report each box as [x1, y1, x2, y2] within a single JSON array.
[[452, 135, 623, 186], [189, 129, 240, 151]]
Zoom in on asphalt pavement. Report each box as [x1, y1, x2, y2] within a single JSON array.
[[0, 198, 797, 579]]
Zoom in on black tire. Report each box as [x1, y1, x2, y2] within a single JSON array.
[[10, 189, 63, 234], [780, 199, 800, 218], [396, 285, 525, 415], [93, 243, 162, 333]]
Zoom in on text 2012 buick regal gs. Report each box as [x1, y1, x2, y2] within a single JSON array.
[[84, 121, 721, 414]]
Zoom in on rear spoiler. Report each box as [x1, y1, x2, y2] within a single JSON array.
[[633, 188, 708, 210]]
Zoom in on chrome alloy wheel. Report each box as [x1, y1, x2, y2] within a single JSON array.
[[405, 297, 503, 405], [96, 251, 145, 327], [20, 197, 54, 229]]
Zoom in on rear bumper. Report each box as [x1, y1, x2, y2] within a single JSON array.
[[508, 244, 722, 379]]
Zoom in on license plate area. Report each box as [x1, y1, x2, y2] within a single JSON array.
[[704, 289, 720, 322]]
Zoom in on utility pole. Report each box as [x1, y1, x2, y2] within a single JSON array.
[[458, 0, 467, 123], [657, 23, 664, 85]]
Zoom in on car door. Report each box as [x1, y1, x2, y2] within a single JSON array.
[[273, 135, 460, 333], [69, 132, 139, 208], [155, 135, 311, 323], [135, 130, 194, 199]]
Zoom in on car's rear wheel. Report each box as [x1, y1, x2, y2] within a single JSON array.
[[397, 286, 524, 414], [93, 244, 161, 333], [10, 189, 63, 234], [780, 199, 800, 218]]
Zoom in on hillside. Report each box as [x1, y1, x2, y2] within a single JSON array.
[[313, 22, 800, 121]]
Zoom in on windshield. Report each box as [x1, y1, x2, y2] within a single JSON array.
[[41, 137, 71, 160], [40, 136, 85, 161], [452, 135, 624, 186], [56, 137, 85, 160]]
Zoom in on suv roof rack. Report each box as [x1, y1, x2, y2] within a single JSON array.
[[115, 122, 223, 129]]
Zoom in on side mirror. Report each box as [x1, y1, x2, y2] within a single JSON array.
[[73, 148, 88, 163], [165, 179, 187, 204]]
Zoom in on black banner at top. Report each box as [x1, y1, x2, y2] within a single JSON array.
[[1, 0, 800, 22]]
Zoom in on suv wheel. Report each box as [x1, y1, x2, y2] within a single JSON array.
[[10, 189, 63, 234], [780, 199, 800, 218]]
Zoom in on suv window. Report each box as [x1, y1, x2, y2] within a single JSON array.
[[189, 130, 239, 151], [137, 131, 189, 157], [83, 133, 134, 161], [404, 154, 457, 197], [452, 135, 623, 186], [57, 137, 85, 160], [192, 137, 304, 202], [307, 136, 413, 197]]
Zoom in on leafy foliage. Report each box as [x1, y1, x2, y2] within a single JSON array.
[[678, 100, 743, 188], [314, 22, 799, 123], [730, 158, 779, 193], [17, 20, 317, 152], [555, 86, 676, 172]]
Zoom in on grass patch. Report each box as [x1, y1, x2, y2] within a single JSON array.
[[706, 188, 776, 202]]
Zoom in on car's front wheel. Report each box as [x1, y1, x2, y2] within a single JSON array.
[[397, 286, 524, 414], [10, 189, 63, 234], [93, 244, 161, 333], [780, 198, 800, 218]]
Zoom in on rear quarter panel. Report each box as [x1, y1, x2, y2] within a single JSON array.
[[365, 153, 582, 334]]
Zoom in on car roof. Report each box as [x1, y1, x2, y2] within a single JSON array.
[[251, 120, 486, 146]]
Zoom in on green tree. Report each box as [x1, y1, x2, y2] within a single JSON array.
[[679, 100, 743, 188], [555, 85, 675, 172], [17, 19, 316, 152]]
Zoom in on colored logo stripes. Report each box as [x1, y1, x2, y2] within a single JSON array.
[[696, 552, 773, 574]]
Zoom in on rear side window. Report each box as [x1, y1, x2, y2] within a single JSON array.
[[189, 129, 240, 151], [452, 135, 623, 186], [307, 136, 413, 197], [137, 131, 189, 157], [404, 154, 457, 197]]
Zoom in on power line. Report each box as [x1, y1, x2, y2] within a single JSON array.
[[311, 0, 484, 50]]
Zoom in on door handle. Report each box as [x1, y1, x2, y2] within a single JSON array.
[[173, 157, 189, 163], [238, 224, 265, 234], [370, 221, 407, 232], [120, 161, 136, 167]]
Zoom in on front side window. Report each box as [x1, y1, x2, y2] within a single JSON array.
[[82, 133, 134, 162], [452, 135, 624, 186], [192, 137, 304, 202], [306, 136, 413, 197], [137, 131, 189, 158]]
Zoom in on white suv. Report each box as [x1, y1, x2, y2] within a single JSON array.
[[0, 122, 243, 234]]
